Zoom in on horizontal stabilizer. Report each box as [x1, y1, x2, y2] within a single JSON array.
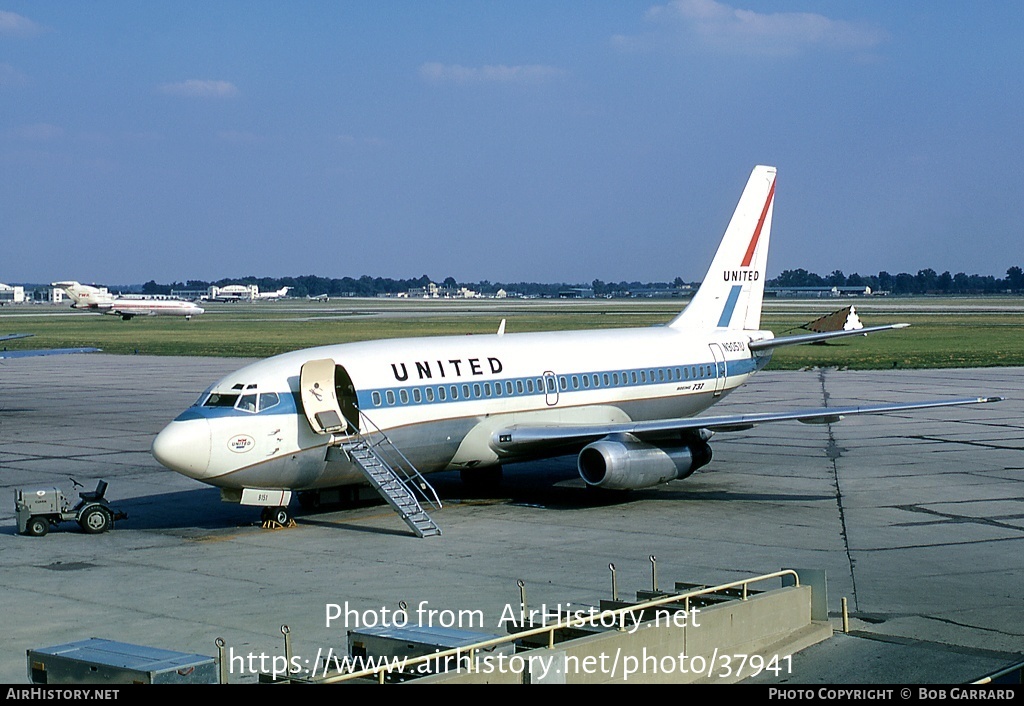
[[748, 323, 909, 351]]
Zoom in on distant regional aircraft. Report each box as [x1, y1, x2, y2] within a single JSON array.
[[0, 333, 100, 359], [52, 282, 204, 320], [255, 286, 292, 301], [151, 166, 1002, 534]]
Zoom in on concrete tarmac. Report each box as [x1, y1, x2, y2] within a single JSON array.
[[0, 355, 1021, 684]]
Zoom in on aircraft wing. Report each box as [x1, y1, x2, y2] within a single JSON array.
[[491, 396, 1003, 452], [1, 333, 34, 342], [0, 347, 101, 359]]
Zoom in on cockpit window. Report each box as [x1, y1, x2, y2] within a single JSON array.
[[236, 394, 258, 413], [203, 393, 239, 407], [258, 392, 281, 412], [200, 386, 280, 413], [193, 385, 215, 407]]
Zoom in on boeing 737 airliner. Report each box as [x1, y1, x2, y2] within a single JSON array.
[[151, 166, 1001, 534]]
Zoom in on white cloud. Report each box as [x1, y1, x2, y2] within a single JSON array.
[[158, 79, 240, 98], [0, 10, 42, 37], [615, 0, 888, 57], [419, 62, 568, 85]]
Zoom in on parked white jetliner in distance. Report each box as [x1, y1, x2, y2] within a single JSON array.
[[255, 286, 292, 301], [151, 166, 1002, 533], [52, 282, 204, 320]]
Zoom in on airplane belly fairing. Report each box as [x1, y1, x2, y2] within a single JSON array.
[[613, 385, 738, 425], [449, 406, 632, 469]]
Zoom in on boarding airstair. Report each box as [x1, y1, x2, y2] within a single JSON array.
[[338, 413, 442, 538], [298, 358, 442, 537]]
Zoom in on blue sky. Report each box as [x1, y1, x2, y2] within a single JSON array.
[[2, 2, 1022, 286]]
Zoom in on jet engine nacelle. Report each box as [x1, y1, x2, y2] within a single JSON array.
[[577, 434, 713, 490]]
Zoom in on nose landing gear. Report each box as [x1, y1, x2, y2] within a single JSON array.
[[260, 506, 294, 529]]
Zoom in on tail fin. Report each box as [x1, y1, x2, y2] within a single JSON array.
[[51, 281, 111, 307], [51, 281, 88, 304], [669, 165, 776, 331]]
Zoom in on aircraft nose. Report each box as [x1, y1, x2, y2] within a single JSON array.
[[152, 419, 211, 478]]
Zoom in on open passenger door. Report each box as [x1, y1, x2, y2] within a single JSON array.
[[299, 358, 348, 434]]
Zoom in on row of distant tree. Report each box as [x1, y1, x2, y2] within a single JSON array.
[[770, 267, 1024, 295], [140, 266, 1024, 298]]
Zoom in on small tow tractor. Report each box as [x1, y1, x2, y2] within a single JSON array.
[[15, 479, 127, 537]]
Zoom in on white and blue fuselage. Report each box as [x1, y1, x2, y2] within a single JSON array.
[[152, 325, 773, 493]]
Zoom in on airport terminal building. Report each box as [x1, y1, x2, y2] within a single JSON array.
[[0, 283, 26, 304]]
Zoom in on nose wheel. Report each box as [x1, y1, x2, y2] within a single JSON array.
[[260, 506, 294, 529]]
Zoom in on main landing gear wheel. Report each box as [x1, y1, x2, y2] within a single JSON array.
[[79, 506, 112, 534], [261, 506, 293, 528]]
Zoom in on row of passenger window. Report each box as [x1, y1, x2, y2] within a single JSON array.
[[369, 363, 719, 408]]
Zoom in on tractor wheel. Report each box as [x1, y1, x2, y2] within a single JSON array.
[[79, 506, 112, 534], [25, 516, 49, 537]]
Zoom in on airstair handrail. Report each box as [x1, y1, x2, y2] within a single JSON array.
[[355, 409, 443, 510]]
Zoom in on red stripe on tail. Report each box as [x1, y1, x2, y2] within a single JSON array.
[[740, 178, 776, 268]]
